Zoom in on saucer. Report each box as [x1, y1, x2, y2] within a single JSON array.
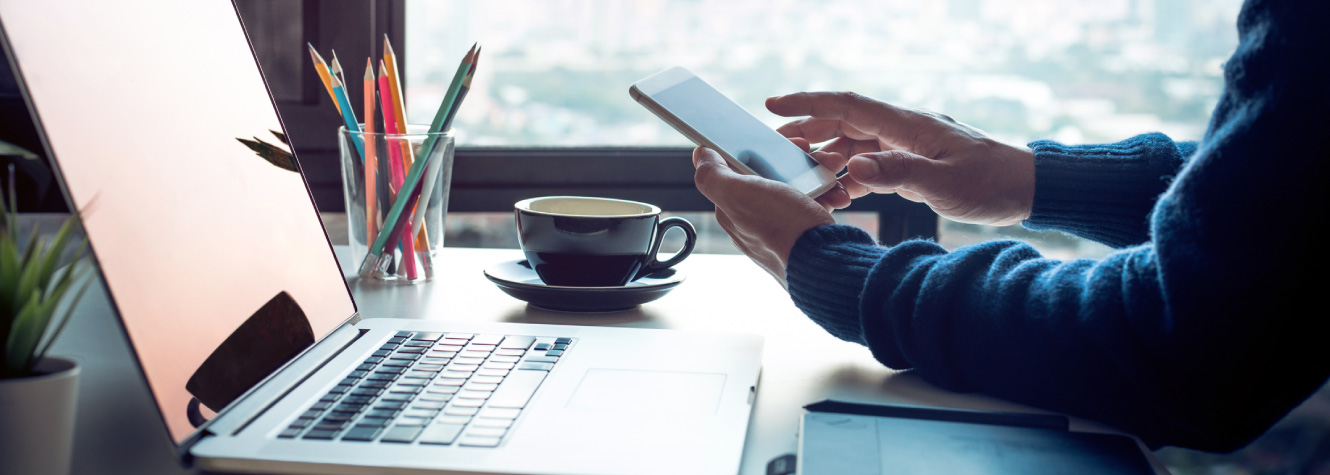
[[483, 260, 684, 312]]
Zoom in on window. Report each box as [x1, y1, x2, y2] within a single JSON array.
[[405, 0, 1241, 258]]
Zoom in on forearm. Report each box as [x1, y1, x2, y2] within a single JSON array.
[[1023, 134, 1196, 248]]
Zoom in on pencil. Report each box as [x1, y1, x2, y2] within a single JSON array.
[[330, 50, 346, 85], [306, 43, 341, 114], [408, 47, 479, 248], [382, 35, 432, 253], [376, 61, 417, 279], [330, 75, 365, 161], [363, 60, 379, 246], [383, 36, 412, 169]]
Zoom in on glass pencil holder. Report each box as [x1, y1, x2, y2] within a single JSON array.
[[339, 124, 455, 283]]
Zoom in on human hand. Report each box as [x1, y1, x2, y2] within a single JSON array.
[[768, 92, 1036, 226], [692, 146, 835, 287]]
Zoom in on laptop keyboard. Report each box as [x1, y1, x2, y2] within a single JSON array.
[[277, 331, 573, 447]]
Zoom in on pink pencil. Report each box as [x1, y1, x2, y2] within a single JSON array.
[[377, 61, 417, 278]]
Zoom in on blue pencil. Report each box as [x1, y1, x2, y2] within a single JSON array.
[[331, 75, 365, 162]]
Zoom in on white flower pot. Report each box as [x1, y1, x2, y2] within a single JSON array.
[[0, 356, 80, 475]]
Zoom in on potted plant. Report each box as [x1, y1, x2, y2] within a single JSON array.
[[0, 170, 92, 475]]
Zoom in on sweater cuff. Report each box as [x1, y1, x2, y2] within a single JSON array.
[[786, 224, 885, 345], [1024, 133, 1186, 248]]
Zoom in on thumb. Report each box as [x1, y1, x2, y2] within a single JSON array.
[[847, 150, 943, 195], [693, 146, 745, 204]]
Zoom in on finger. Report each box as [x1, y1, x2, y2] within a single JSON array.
[[814, 182, 851, 210], [810, 151, 847, 171], [768, 92, 934, 149], [776, 117, 879, 143], [820, 137, 884, 159], [846, 150, 940, 190], [788, 137, 811, 153]]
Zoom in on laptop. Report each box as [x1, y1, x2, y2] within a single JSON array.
[[0, 1, 762, 474]]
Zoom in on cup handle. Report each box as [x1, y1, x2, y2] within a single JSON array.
[[639, 217, 697, 278]]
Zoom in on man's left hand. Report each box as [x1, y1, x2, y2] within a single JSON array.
[[692, 146, 837, 287]]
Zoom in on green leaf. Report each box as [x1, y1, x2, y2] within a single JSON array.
[[0, 233, 18, 313], [36, 217, 76, 290], [33, 266, 90, 364], [5, 290, 43, 376], [14, 238, 45, 311]]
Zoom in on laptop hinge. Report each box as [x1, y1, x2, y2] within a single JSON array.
[[177, 319, 365, 457]]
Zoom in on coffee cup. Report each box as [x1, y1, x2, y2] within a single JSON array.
[[514, 196, 697, 287]]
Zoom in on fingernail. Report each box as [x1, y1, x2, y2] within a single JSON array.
[[850, 156, 879, 178]]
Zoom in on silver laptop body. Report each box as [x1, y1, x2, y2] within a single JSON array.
[[0, 1, 762, 474]]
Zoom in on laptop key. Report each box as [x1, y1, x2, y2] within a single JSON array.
[[499, 336, 534, 350], [379, 425, 425, 443], [524, 356, 558, 364], [412, 332, 445, 341], [458, 436, 501, 447], [302, 429, 339, 440], [341, 425, 383, 441], [533, 343, 551, 351], [467, 427, 507, 438], [418, 423, 466, 445], [359, 416, 392, 427], [451, 398, 484, 408], [421, 357, 452, 365], [464, 382, 499, 392], [545, 350, 564, 357], [551, 343, 568, 351], [376, 400, 409, 410], [436, 415, 472, 425], [420, 394, 453, 403], [443, 406, 479, 416], [554, 337, 573, 345], [494, 348, 525, 357], [471, 334, 504, 345], [472, 418, 513, 429], [518, 362, 554, 371], [478, 408, 521, 420], [278, 427, 302, 438], [363, 356, 384, 365], [394, 331, 414, 338], [472, 375, 504, 384], [445, 333, 474, 341], [401, 340, 432, 348], [476, 369, 509, 378], [488, 370, 548, 408], [372, 350, 391, 358]]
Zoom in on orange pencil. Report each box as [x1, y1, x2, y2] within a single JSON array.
[[306, 43, 341, 114], [362, 60, 378, 246]]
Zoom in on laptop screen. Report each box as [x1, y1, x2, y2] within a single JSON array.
[[0, 0, 357, 442]]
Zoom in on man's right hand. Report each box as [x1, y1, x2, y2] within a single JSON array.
[[768, 92, 1036, 226]]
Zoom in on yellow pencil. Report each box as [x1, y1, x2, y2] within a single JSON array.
[[306, 43, 341, 114]]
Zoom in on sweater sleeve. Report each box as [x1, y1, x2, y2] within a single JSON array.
[[1024, 134, 1195, 248], [787, 0, 1330, 453]]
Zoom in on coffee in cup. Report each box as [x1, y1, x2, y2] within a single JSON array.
[[514, 196, 697, 287]]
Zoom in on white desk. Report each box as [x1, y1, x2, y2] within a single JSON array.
[[53, 246, 1167, 474]]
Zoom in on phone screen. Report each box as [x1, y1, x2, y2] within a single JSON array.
[[650, 77, 819, 183]]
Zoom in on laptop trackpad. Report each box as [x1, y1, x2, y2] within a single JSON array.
[[567, 369, 726, 415]]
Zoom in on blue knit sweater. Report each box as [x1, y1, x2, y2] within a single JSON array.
[[785, 0, 1329, 452]]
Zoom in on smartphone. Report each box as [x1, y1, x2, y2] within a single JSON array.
[[630, 66, 839, 197]]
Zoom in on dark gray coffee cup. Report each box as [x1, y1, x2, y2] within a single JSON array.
[[514, 196, 697, 287]]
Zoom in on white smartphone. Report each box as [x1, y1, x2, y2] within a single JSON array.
[[630, 66, 840, 197]]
